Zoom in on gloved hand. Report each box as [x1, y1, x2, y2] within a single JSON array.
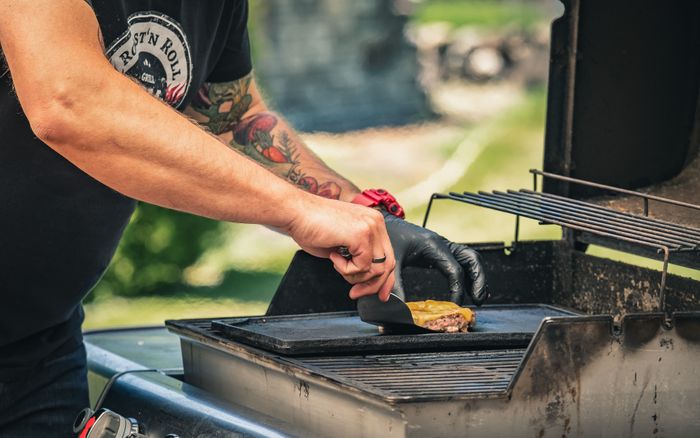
[[382, 212, 489, 306]]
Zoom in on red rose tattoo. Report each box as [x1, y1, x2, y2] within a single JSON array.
[[317, 181, 341, 199], [190, 76, 349, 201], [233, 113, 292, 164]]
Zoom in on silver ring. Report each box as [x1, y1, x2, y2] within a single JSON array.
[[372, 255, 387, 263]]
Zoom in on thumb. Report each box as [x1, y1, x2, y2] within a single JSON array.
[[448, 242, 489, 306]]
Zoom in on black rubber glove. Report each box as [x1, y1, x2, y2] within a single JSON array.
[[383, 212, 489, 306]]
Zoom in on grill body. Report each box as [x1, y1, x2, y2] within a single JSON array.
[[172, 243, 700, 437], [171, 309, 700, 437]]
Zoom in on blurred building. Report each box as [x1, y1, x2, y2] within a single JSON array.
[[251, 0, 431, 132]]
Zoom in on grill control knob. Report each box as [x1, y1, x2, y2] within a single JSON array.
[[74, 408, 145, 438]]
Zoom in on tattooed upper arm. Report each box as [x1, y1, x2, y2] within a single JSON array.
[[188, 74, 253, 134], [185, 74, 297, 169], [184, 73, 349, 200]]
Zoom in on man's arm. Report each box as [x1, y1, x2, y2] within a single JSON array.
[[0, 0, 395, 300], [184, 76, 361, 202], [182, 75, 489, 305]]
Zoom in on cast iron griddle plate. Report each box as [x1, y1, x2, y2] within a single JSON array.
[[211, 304, 578, 355]]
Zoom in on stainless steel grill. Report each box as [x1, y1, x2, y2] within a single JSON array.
[[166, 162, 700, 437], [301, 349, 524, 401]]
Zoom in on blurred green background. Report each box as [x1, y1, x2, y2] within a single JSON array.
[[413, 0, 542, 28], [83, 0, 698, 329]]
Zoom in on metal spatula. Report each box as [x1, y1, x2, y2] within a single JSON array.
[[357, 293, 434, 334]]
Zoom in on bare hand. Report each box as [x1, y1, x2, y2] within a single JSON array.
[[285, 195, 396, 301]]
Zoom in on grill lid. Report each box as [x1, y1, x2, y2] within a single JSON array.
[[543, 0, 700, 198]]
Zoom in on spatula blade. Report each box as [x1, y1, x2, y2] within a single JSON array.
[[357, 293, 433, 334]]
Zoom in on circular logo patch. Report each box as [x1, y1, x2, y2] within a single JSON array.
[[106, 12, 193, 108]]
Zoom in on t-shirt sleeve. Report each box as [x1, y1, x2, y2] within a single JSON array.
[[207, 0, 253, 83]]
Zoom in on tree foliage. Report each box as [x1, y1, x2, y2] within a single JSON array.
[[89, 203, 223, 300]]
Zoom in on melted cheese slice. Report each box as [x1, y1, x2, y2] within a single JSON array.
[[406, 300, 476, 326]]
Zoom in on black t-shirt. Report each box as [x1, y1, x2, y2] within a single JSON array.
[[0, 0, 251, 379]]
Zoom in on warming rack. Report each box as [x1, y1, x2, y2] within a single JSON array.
[[422, 169, 700, 317]]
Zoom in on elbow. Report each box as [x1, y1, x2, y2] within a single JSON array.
[[24, 80, 98, 147], [29, 112, 69, 146]]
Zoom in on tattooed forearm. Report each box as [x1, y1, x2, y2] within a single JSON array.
[[228, 111, 342, 199], [191, 76, 252, 134], [186, 75, 358, 201]]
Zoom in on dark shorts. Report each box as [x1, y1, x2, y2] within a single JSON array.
[[0, 343, 89, 437]]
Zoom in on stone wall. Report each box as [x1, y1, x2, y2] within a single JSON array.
[[251, 0, 431, 132]]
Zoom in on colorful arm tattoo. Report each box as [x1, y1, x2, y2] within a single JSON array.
[[188, 74, 355, 200]]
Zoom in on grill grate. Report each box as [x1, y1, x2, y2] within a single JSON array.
[[421, 170, 700, 316], [168, 318, 527, 402], [299, 349, 524, 401], [446, 189, 700, 253]]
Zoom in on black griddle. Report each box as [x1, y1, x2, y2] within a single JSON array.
[[211, 304, 578, 355]]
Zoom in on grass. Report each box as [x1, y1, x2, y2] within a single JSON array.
[[84, 296, 269, 329], [587, 246, 700, 282], [412, 0, 546, 29], [412, 86, 560, 244], [84, 269, 282, 329]]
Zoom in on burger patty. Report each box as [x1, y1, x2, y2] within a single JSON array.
[[421, 313, 471, 333], [406, 300, 476, 333]]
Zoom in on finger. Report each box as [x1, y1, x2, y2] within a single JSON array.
[[340, 269, 385, 285], [376, 217, 396, 276], [344, 244, 372, 275], [391, 261, 406, 300], [348, 262, 391, 299], [302, 247, 331, 259], [378, 271, 395, 302], [370, 219, 391, 274], [348, 276, 384, 299], [348, 259, 392, 299], [448, 242, 489, 306], [332, 252, 387, 285], [345, 212, 394, 296], [329, 251, 368, 277], [369, 210, 395, 292], [344, 217, 391, 286], [348, 215, 382, 274], [425, 241, 466, 304], [329, 251, 348, 268], [329, 252, 357, 279], [330, 242, 377, 277]]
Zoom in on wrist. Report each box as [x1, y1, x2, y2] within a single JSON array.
[[339, 187, 361, 203], [276, 187, 317, 235]]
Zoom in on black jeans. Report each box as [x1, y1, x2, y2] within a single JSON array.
[[0, 343, 89, 437]]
